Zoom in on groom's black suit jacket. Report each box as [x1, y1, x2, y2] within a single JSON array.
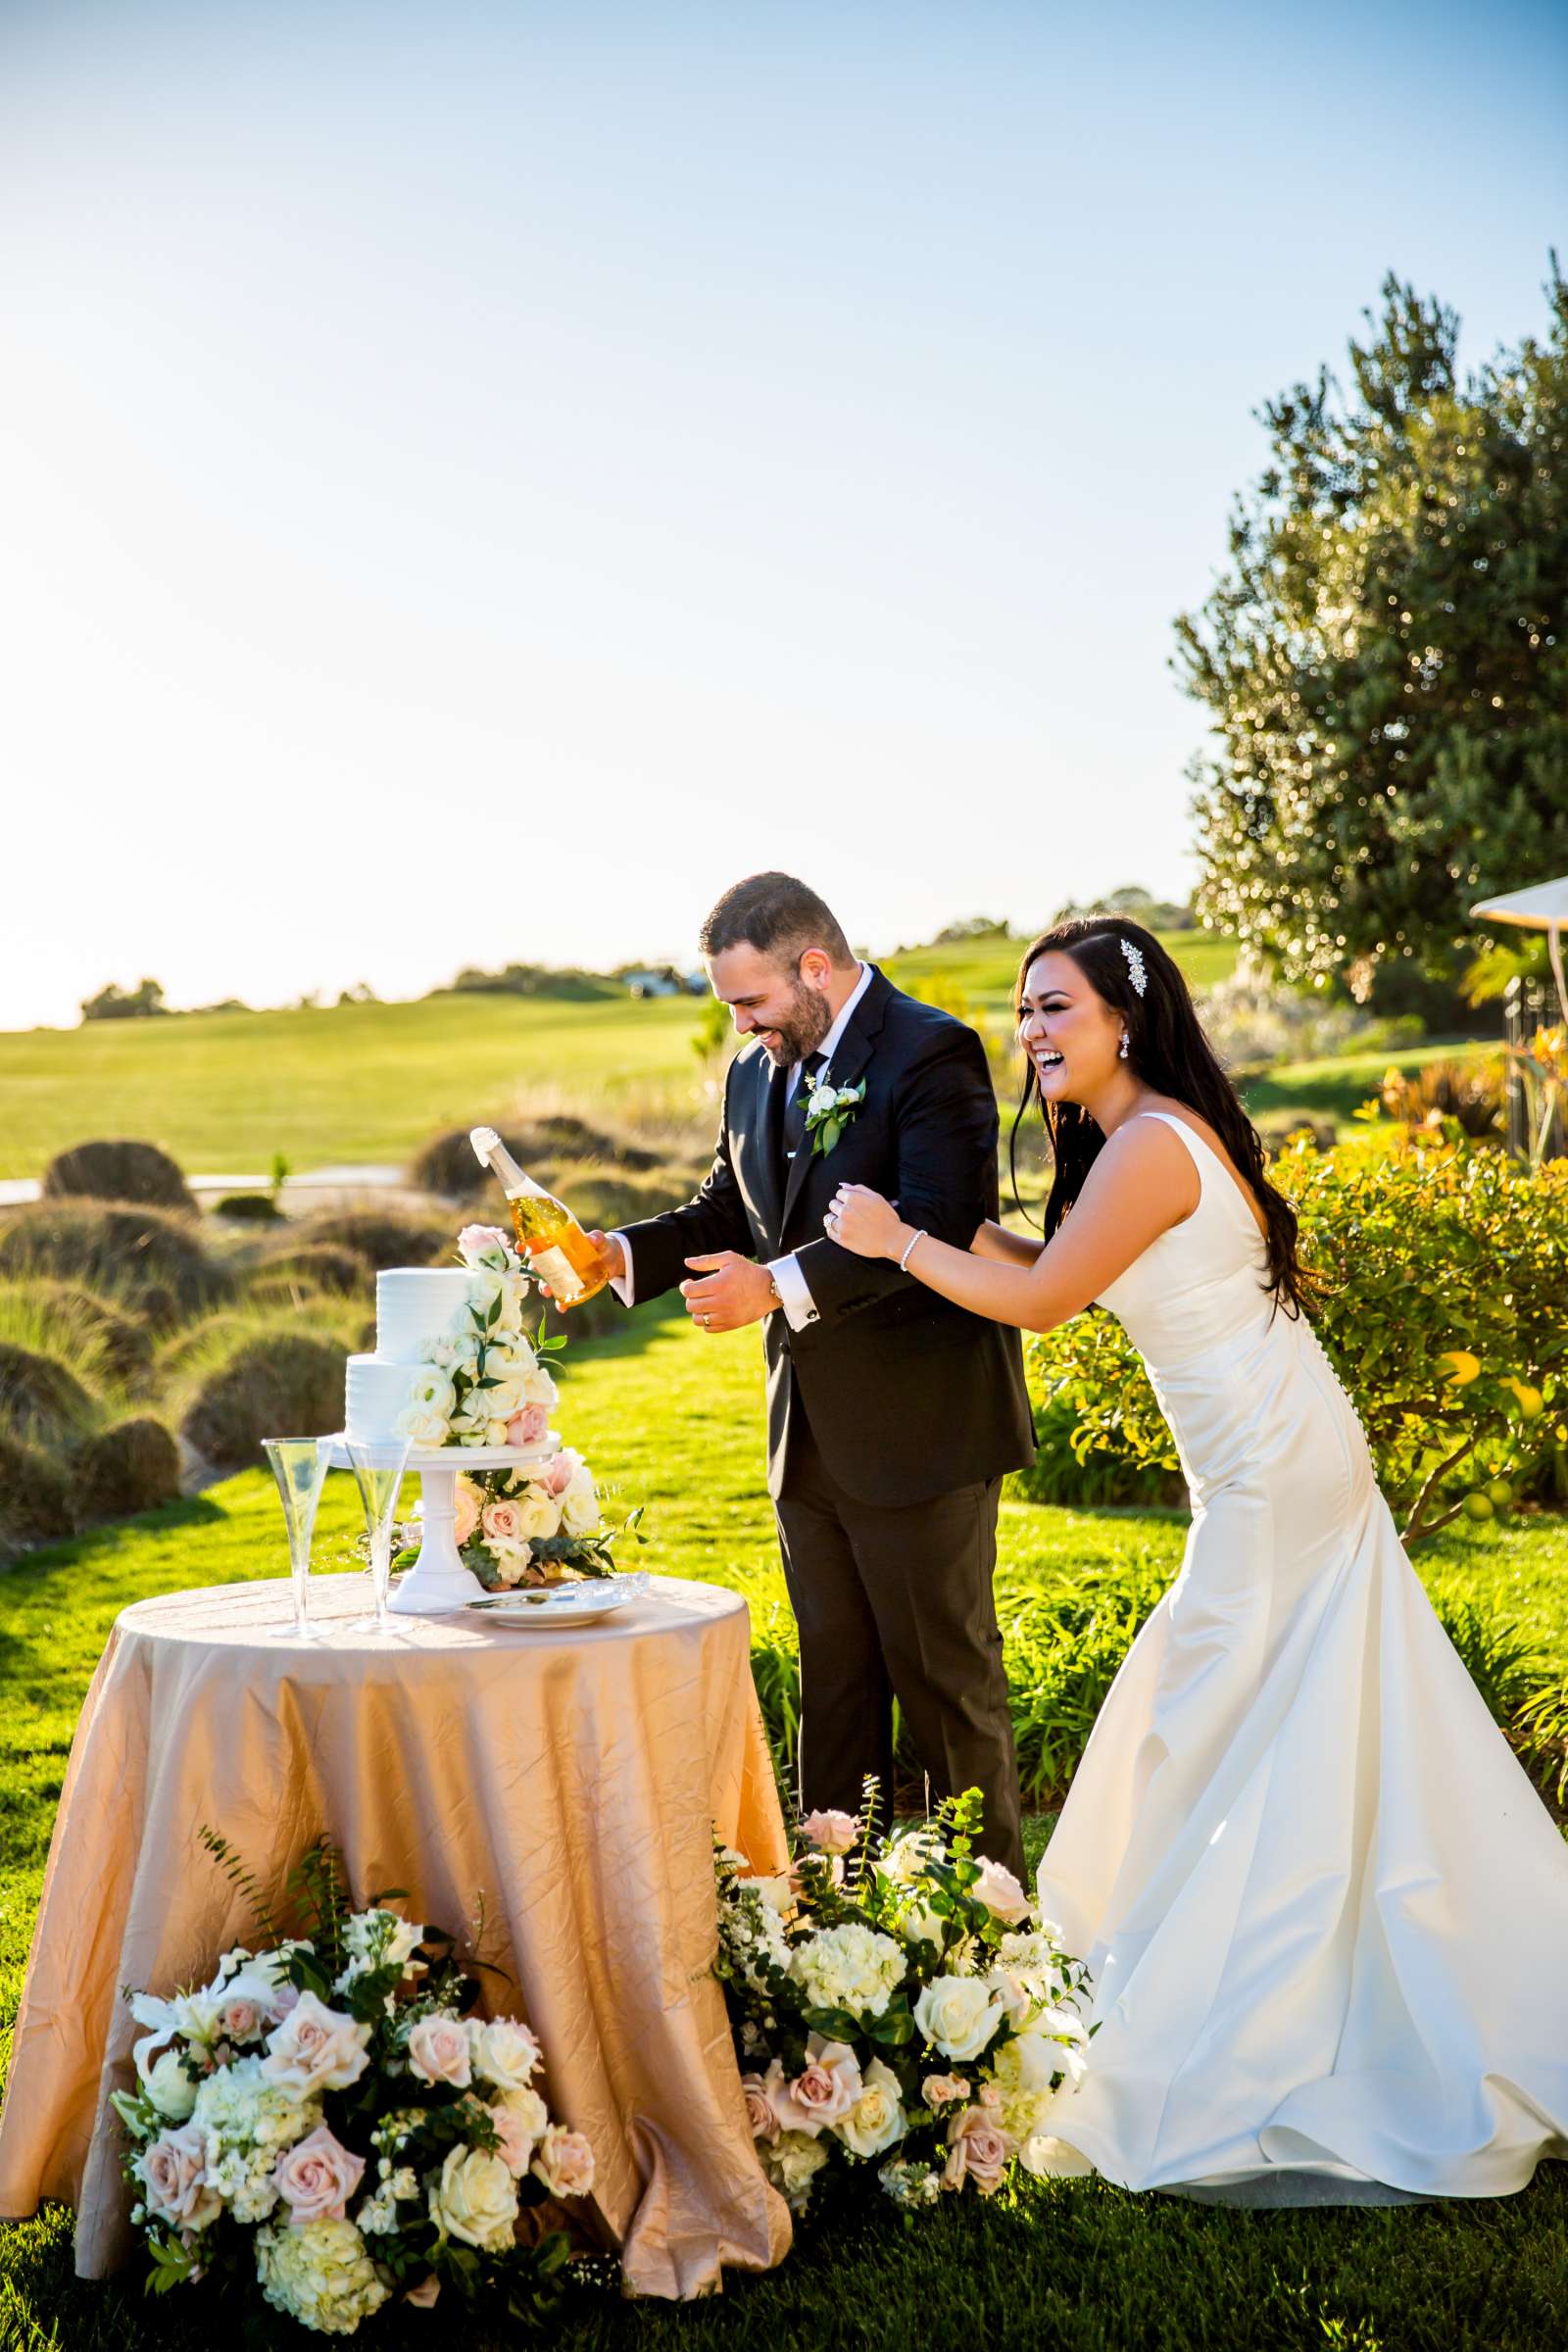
[[620, 969, 1036, 1505]]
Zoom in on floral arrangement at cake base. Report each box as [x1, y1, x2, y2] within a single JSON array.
[[113, 1834, 603, 2335], [445, 1460, 644, 1590], [713, 1790, 1093, 2219]]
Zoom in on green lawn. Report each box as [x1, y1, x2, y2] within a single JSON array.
[[0, 992, 711, 1180], [1240, 1036, 1489, 1135], [0, 933, 1235, 1181], [3, 1304, 1565, 2350]]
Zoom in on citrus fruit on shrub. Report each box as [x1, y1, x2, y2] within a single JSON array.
[[1485, 1480, 1513, 1511], [1505, 1380, 1544, 1419], [1461, 1492, 1494, 1521], [1437, 1350, 1481, 1386]]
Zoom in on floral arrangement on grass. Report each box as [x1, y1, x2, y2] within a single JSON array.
[[113, 1836, 600, 2336], [396, 1225, 562, 1452], [713, 1790, 1092, 2218]]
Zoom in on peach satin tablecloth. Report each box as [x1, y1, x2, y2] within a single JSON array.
[[0, 1571, 792, 2298]]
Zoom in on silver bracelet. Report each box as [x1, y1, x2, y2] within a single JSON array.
[[898, 1227, 927, 1275]]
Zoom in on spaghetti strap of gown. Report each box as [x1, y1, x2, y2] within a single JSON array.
[[1034, 1111, 1568, 2203]]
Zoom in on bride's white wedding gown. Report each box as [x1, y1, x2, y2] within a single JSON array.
[[1037, 1111, 1568, 2202]]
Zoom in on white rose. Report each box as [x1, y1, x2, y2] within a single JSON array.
[[468, 2017, 542, 2092], [835, 2057, 906, 2159], [748, 1874, 796, 1919], [427, 2145, 519, 2254], [521, 1366, 559, 1409], [488, 1279, 527, 1337], [912, 1975, 1004, 2064], [511, 1489, 563, 1541], [560, 1465, 601, 1537], [139, 2047, 197, 2123], [767, 2129, 830, 2212], [878, 1829, 945, 1888], [398, 1407, 450, 1448], [899, 1893, 946, 1950], [406, 1368, 457, 1422]]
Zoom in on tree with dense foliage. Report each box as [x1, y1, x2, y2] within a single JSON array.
[[1176, 265, 1568, 997], [78, 977, 168, 1022]]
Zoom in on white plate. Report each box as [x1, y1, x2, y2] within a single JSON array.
[[465, 1581, 638, 1627]]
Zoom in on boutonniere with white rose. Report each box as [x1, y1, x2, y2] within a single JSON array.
[[804, 1075, 867, 1158]]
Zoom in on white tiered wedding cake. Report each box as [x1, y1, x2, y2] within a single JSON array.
[[345, 1267, 539, 1448]]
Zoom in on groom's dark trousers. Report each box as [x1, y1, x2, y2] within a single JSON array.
[[617, 968, 1035, 1878]]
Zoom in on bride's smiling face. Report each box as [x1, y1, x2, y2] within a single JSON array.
[[1018, 952, 1125, 1103]]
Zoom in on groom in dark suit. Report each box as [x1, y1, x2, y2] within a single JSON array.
[[594, 872, 1034, 1876]]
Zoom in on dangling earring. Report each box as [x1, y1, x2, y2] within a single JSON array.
[[1118, 1031, 1130, 1060]]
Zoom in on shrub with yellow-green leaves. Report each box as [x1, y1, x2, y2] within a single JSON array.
[[1023, 1136, 1568, 1544]]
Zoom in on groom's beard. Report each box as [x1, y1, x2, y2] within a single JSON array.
[[762, 980, 834, 1068]]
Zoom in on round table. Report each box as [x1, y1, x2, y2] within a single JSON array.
[[0, 1572, 791, 2300]]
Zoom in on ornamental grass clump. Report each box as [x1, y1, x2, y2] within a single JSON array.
[[0, 1429, 76, 1556], [175, 1327, 351, 1473], [41, 1138, 196, 1215], [0, 1200, 228, 1327], [715, 1790, 1092, 2220], [114, 1835, 600, 2335], [76, 1417, 181, 1522]]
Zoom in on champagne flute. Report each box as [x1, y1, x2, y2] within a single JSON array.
[[345, 1437, 412, 1633], [262, 1438, 329, 1641]]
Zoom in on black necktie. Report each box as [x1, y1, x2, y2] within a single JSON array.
[[782, 1051, 827, 1164]]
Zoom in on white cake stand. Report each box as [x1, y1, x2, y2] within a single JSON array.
[[316, 1436, 561, 1616]]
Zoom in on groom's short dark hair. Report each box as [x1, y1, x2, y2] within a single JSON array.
[[700, 873, 856, 968]]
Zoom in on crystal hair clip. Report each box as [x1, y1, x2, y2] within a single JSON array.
[[1120, 939, 1148, 997]]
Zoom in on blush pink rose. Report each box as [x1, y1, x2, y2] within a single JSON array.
[[138, 2122, 221, 2231], [271, 2125, 366, 2226], [453, 1481, 481, 1545], [406, 2014, 473, 2088], [506, 1403, 551, 1447], [458, 1224, 513, 1263], [481, 1498, 524, 1548], [922, 2073, 971, 2108], [540, 1452, 574, 1498], [262, 1991, 371, 2094], [801, 1808, 859, 1855], [944, 2104, 1013, 2195], [531, 2124, 596, 2200], [490, 2085, 549, 2177], [970, 1856, 1033, 1926], [766, 2040, 862, 2137], [740, 2072, 779, 2144], [218, 1997, 264, 2042]]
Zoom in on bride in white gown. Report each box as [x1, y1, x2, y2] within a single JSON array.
[[825, 915, 1568, 2204]]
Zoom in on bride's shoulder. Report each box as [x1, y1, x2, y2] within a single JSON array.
[[1084, 1105, 1202, 1206]]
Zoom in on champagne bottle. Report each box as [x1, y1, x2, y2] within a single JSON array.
[[468, 1127, 611, 1308]]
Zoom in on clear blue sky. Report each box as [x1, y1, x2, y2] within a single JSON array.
[[2, 0, 1564, 1026]]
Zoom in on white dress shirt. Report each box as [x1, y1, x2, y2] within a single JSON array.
[[610, 962, 875, 1331]]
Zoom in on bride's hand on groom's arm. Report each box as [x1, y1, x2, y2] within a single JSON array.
[[823, 1185, 909, 1260]]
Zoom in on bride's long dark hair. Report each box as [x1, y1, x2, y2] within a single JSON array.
[[1009, 917, 1313, 1317]]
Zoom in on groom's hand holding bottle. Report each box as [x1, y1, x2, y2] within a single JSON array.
[[545, 1231, 779, 1335]]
